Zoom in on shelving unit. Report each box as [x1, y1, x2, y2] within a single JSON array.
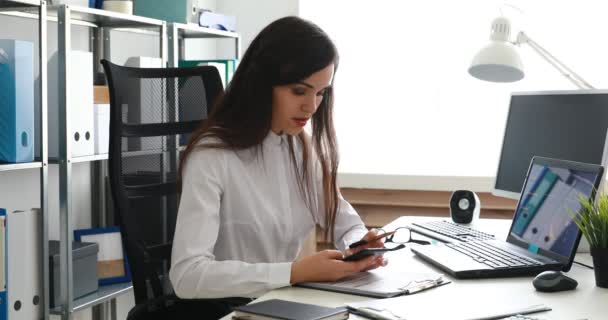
[[0, 162, 43, 172], [53, 4, 165, 320], [0, 0, 41, 7], [51, 282, 133, 316], [2, 3, 242, 319], [167, 22, 240, 68], [0, 1, 48, 319], [162, 23, 241, 247], [165, 21, 240, 176]]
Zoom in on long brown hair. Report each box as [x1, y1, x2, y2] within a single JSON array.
[[179, 16, 340, 241]]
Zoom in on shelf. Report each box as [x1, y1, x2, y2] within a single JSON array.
[[0, 162, 43, 172], [71, 154, 109, 163], [49, 154, 106, 164], [50, 147, 187, 164], [50, 282, 133, 315], [171, 22, 239, 39], [0, 0, 40, 9], [47, 5, 164, 29], [0, 4, 164, 30]]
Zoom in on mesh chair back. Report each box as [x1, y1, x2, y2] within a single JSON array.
[[101, 59, 223, 304]]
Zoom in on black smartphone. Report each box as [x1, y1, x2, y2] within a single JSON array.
[[342, 244, 405, 262]]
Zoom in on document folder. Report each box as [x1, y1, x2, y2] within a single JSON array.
[[297, 268, 448, 298], [48, 50, 95, 158], [7, 209, 42, 319], [0, 209, 6, 320], [0, 40, 34, 163]]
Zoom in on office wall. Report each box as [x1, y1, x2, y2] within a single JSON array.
[[216, 0, 299, 58]]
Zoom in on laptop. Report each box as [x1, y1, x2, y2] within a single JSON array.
[[411, 157, 604, 278]]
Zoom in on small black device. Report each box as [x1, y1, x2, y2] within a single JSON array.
[[343, 244, 405, 262], [532, 270, 578, 292], [449, 190, 480, 224]]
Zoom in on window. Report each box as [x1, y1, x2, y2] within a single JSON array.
[[300, 1, 608, 188]]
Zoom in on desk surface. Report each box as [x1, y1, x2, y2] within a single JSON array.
[[223, 216, 607, 320]]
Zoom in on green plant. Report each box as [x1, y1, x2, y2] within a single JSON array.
[[569, 192, 608, 249]]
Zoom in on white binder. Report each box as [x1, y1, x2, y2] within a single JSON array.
[[94, 103, 110, 155], [6, 209, 42, 320], [49, 50, 95, 158]]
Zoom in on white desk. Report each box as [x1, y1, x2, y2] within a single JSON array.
[[223, 216, 607, 320]]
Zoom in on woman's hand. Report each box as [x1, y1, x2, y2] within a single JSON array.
[[344, 229, 389, 271], [290, 250, 380, 284]]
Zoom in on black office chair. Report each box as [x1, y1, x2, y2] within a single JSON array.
[[101, 60, 245, 319]]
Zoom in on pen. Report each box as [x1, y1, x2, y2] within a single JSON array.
[[348, 231, 397, 249]]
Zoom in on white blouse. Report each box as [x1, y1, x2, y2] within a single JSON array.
[[169, 131, 368, 299]]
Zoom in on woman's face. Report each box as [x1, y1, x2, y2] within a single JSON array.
[[271, 64, 334, 135]]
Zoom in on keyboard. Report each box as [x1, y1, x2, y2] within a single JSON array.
[[446, 241, 541, 269], [409, 220, 496, 243]]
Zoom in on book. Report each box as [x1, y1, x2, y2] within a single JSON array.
[[296, 268, 449, 298], [233, 299, 349, 320]]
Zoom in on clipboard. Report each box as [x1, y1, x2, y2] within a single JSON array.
[[346, 298, 551, 320], [296, 269, 449, 298]]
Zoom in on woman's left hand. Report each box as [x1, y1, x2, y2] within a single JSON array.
[[345, 229, 389, 271]]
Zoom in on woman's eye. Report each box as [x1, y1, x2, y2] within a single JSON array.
[[292, 88, 307, 95], [316, 91, 326, 97]]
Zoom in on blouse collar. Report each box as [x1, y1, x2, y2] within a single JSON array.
[[263, 130, 288, 147]]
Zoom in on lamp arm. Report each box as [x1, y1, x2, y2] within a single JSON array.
[[515, 31, 595, 89]]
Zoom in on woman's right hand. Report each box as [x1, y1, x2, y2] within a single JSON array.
[[290, 249, 380, 284]]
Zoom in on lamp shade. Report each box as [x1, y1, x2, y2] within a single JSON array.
[[468, 41, 524, 82], [469, 16, 524, 83]]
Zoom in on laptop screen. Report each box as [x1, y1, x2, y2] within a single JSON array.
[[508, 157, 603, 262]]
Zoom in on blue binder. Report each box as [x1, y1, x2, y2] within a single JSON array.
[[0, 40, 34, 163], [0, 208, 6, 320]]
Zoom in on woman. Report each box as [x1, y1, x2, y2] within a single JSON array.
[[170, 16, 387, 300]]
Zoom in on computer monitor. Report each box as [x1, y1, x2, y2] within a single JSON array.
[[494, 90, 608, 199]]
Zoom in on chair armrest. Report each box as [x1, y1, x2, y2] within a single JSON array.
[[145, 242, 172, 263]]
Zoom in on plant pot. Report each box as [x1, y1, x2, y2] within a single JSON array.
[[590, 248, 608, 288]]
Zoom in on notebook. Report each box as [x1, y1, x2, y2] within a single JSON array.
[[296, 268, 448, 298], [411, 157, 604, 278], [233, 299, 349, 320]]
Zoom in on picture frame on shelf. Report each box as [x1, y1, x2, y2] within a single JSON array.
[[74, 226, 131, 285]]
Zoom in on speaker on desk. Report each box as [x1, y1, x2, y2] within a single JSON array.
[[449, 190, 480, 224]]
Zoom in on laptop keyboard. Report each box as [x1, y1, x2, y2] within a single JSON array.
[[412, 220, 496, 242], [446, 241, 542, 269]]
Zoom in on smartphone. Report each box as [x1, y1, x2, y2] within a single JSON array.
[[342, 244, 406, 262]]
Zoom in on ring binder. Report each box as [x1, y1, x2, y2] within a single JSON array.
[[0, 40, 35, 163]]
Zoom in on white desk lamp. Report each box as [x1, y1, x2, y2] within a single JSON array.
[[468, 17, 594, 89]]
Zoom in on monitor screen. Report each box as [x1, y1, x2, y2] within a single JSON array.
[[508, 159, 602, 260], [494, 91, 608, 198]]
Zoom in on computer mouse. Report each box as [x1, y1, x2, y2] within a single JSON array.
[[532, 270, 578, 292]]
